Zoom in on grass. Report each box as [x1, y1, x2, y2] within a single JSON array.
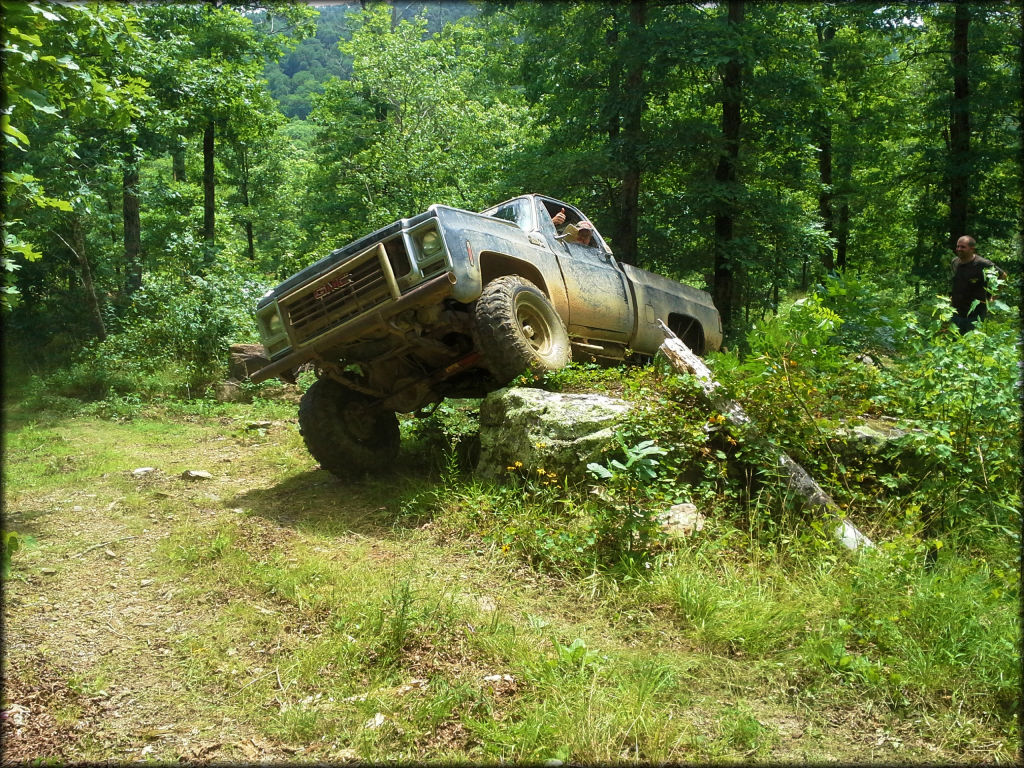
[[2, 374, 1019, 763]]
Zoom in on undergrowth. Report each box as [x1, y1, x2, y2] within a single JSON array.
[[394, 273, 1020, 735], [5, 271, 1019, 758]]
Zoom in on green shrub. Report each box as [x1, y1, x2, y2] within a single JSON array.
[[25, 263, 269, 408]]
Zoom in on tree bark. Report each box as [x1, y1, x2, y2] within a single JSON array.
[[239, 144, 255, 261], [836, 155, 851, 271], [172, 143, 186, 183], [122, 144, 143, 298], [656, 320, 872, 551], [203, 121, 216, 245], [712, 0, 744, 336], [948, 0, 970, 247], [62, 216, 106, 340], [1019, 2, 1024, 261], [816, 22, 836, 273], [612, 0, 646, 267]]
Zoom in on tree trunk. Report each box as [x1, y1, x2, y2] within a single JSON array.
[[712, 0, 744, 336], [948, 0, 970, 247], [816, 22, 836, 273], [63, 216, 106, 340], [836, 155, 851, 271], [1019, 2, 1024, 261], [612, 0, 646, 267], [656, 320, 872, 551], [239, 144, 255, 261], [203, 121, 216, 245], [123, 144, 143, 298], [172, 142, 186, 183], [606, 18, 620, 143]]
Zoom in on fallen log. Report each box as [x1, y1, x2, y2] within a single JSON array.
[[656, 320, 872, 551]]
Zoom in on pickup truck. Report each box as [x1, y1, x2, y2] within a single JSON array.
[[251, 193, 722, 478]]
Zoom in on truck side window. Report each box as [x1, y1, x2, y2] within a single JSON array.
[[540, 200, 580, 233], [490, 200, 531, 233]]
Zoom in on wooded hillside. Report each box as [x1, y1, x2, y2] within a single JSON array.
[[2, 2, 1021, 761], [4, 0, 1021, 367]]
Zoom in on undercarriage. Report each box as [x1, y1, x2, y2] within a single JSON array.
[[309, 300, 494, 415]]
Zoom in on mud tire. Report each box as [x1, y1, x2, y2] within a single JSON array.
[[473, 276, 571, 385], [298, 377, 399, 479]]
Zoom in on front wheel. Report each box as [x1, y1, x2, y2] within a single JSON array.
[[298, 377, 399, 479], [473, 275, 571, 385]]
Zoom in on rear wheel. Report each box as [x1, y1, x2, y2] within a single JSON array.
[[298, 377, 399, 479], [473, 276, 571, 384]]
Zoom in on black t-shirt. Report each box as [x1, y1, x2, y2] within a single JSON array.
[[951, 255, 995, 315]]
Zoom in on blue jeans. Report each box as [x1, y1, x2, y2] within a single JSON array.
[[952, 304, 987, 334]]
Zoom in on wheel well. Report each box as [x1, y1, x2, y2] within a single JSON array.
[[668, 313, 705, 355], [479, 252, 548, 296]]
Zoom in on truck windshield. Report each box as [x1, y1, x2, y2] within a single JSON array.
[[484, 199, 532, 233]]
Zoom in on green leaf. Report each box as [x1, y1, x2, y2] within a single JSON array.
[[28, 3, 63, 22], [19, 88, 60, 115], [33, 195, 73, 211], [6, 27, 43, 47], [1, 531, 21, 578], [3, 236, 42, 261], [2, 120, 30, 146]]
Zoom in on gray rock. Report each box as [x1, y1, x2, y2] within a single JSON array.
[[476, 388, 632, 483], [659, 502, 705, 537], [181, 470, 213, 481], [131, 467, 156, 478], [213, 379, 248, 403], [837, 420, 909, 453]]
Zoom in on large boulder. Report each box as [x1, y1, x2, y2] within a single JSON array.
[[476, 388, 631, 483], [229, 343, 270, 381]]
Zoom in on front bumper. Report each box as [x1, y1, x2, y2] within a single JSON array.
[[250, 271, 457, 384]]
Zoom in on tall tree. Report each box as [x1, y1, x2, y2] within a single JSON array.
[[122, 141, 143, 297], [816, 19, 837, 272], [949, 0, 971, 246], [612, 0, 647, 266], [305, 5, 530, 246], [1019, 1, 1024, 261], [2, 2, 150, 311], [711, 0, 744, 334], [138, 2, 315, 263]]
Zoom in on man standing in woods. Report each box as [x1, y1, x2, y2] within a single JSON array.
[[950, 235, 1004, 333]]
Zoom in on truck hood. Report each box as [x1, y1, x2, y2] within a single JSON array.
[[256, 210, 436, 310]]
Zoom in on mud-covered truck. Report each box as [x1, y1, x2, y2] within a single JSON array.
[[250, 194, 722, 478]]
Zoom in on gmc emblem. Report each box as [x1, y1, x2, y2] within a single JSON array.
[[313, 274, 352, 300]]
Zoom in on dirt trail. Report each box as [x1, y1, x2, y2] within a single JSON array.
[[3, 408, 1014, 763], [2, 421, 315, 763]]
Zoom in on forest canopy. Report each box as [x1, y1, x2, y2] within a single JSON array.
[[3, 0, 1021, 379], [3, 6, 1020, 760]]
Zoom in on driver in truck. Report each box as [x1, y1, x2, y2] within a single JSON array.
[[572, 220, 596, 246], [551, 207, 597, 247]]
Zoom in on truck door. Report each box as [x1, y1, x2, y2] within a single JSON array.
[[535, 200, 634, 341]]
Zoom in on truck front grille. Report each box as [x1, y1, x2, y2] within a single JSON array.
[[281, 242, 402, 346]]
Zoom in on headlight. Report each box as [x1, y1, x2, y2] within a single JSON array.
[[262, 311, 284, 337], [256, 303, 290, 357], [419, 230, 444, 259]]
